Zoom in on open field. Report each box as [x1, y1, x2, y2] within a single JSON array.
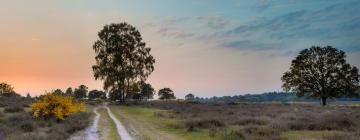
[[0, 97, 92, 140], [109, 101, 360, 140]]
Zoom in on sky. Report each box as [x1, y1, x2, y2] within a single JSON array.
[[0, 0, 359, 98]]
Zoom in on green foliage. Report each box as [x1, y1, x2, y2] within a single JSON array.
[[125, 82, 155, 100], [282, 46, 359, 105], [53, 89, 65, 96], [140, 82, 155, 100], [158, 88, 176, 100], [65, 87, 73, 96], [92, 22, 155, 102], [88, 90, 107, 100], [74, 85, 88, 99]]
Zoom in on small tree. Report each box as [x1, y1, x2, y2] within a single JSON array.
[[26, 93, 31, 98], [65, 87, 73, 96], [140, 83, 155, 100], [74, 85, 88, 100], [158, 88, 176, 100], [185, 93, 195, 101], [88, 90, 107, 100], [53, 89, 65, 96], [0, 82, 14, 96], [282, 46, 359, 105]]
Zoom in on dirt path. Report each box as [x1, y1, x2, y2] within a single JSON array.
[[97, 108, 121, 140], [85, 107, 101, 140], [70, 105, 133, 140], [105, 106, 133, 140]]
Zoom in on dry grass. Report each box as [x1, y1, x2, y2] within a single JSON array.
[[124, 101, 360, 140]]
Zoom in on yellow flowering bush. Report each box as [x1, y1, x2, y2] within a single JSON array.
[[32, 93, 86, 120]]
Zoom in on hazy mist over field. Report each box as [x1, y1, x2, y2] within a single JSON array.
[[0, 0, 359, 97]]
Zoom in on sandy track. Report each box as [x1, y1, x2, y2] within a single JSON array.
[[85, 107, 101, 140], [70, 105, 133, 140], [105, 106, 133, 140]]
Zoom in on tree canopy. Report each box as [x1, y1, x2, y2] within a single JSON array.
[[65, 87, 73, 96], [282, 46, 359, 105], [53, 89, 65, 96], [74, 85, 88, 100], [92, 22, 155, 102], [139, 82, 155, 100], [185, 93, 195, 100], [88, 90, 107, 100], [158, 88, 176, 100]]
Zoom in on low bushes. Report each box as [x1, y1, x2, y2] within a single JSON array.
[[185, 119, 225, 132], [128, 101, 360, 139], [4, 106, 24, 113], [0, 93, 91, 140], [323, 132, 360, 140], [20, 121, 36, 132], [63, 112, 91, 134], [0, 107, 91, 140], [232, 117, 269, 126], [0, 96, 33, 107], [222, 129, 246, 140]]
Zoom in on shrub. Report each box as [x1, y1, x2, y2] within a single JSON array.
[[222, 129, 245, 140], [185, 119, 225, 131], [62, 112, 91, 134], [233, 117, 269, 126], [21, 121, 35, 132], [209, 126, 217, 137], [7, 113, 32, 124], [4, 106, 24, 113], [323, 132, 359, 140], [31, 94, 86, 120], [0, 96, 33, 107]]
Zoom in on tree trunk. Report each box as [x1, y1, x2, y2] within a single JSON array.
[[321, 97, 327, 106]]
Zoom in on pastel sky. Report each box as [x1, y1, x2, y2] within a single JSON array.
[[0, 0, 359, 98]]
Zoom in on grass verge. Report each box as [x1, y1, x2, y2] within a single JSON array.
[[109, 105, 222, 140]]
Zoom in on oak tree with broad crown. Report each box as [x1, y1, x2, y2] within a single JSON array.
[[158, 88, 176, 100], [282, 46, 359, 105], [92, 23, 155, 102]]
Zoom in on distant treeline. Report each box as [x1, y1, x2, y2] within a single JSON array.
[[191, 92, 360, 103]]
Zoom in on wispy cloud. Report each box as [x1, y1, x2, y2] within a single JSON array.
[[157, 26, 194, 39], [216, 1, 360, 52], [197, 15, 229, 29]]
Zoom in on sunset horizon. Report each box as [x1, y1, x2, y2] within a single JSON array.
[[1, 0, 359, 98]]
